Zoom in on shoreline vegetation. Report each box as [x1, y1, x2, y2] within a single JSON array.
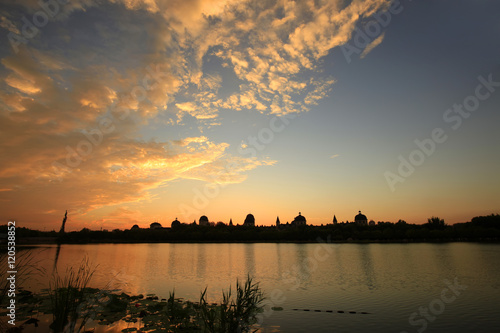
[[0, 257, 266, 333], [1, 214, 500, 245]]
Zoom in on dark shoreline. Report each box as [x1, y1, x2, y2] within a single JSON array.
[[11, 237, 500, 245], [3, 214, 500, 246]]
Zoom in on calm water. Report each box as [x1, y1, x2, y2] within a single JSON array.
[[19, 242, 500, 332]]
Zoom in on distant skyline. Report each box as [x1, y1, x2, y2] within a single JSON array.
[[131, 210, 365, 229], [1, 0, 499, 231]]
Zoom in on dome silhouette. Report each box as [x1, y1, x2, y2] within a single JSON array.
[[171, 218, 181, 228], [244, 213, 255, 226], [355, 211, 368, 225], [150, 222, 162, 229], [199, 215, 209, 226], [292, 212, 306, 226]]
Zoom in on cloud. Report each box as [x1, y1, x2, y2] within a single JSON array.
[[330, 154, 340, 159], [176, 101, 218, 120], [167, 0, 392, 117], [0, 116, 267, 227], [173, 136, 208, 146], [304, 78, 336, 106], [360, 32, 385, 59], [0, 14, 20, 34], [182, 156, 277, 184]]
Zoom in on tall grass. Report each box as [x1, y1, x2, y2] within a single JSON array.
[[49, 257, 96, 333], [0, 248, 45, 331], [199, 276, 265, 333]]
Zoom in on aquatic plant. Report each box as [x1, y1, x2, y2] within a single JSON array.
[[7, 261, 264, 333], [199, 275, 265, 333]]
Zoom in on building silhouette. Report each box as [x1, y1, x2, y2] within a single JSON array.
[[291, 212, 306, 226], [244, 214, 255, 227], [171, 218, 181, 228], [150, 222, 162, 229], [199, 215, 209, 226], [355, 211, 368, 226]]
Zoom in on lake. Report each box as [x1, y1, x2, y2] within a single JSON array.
[[16, 242, 500, 332]]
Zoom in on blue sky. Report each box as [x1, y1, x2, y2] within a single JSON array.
[[0, 0, 499, 230]]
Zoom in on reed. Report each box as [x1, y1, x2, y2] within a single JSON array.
[[199, 275, 265, 333], [49, 257, 97, 333]]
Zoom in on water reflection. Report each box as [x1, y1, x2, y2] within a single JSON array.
[[433, 243, 455, 277], [19, 243, 500, 333], [53, 244, 61, 273], [196, 244, 206, 279], [244, 243, 256, 276], [168, 243, 177, 276], [357, 245, 376, 290], [144, 244, 160, 282], [275, 244, 284, 279], [334, 245, 346, 287]]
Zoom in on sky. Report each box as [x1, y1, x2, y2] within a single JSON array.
[[0, 0, 499, 231]]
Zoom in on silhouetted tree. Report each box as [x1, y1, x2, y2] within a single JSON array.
[[471, 214, 500, 228], [426, 216, 445, 229]]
